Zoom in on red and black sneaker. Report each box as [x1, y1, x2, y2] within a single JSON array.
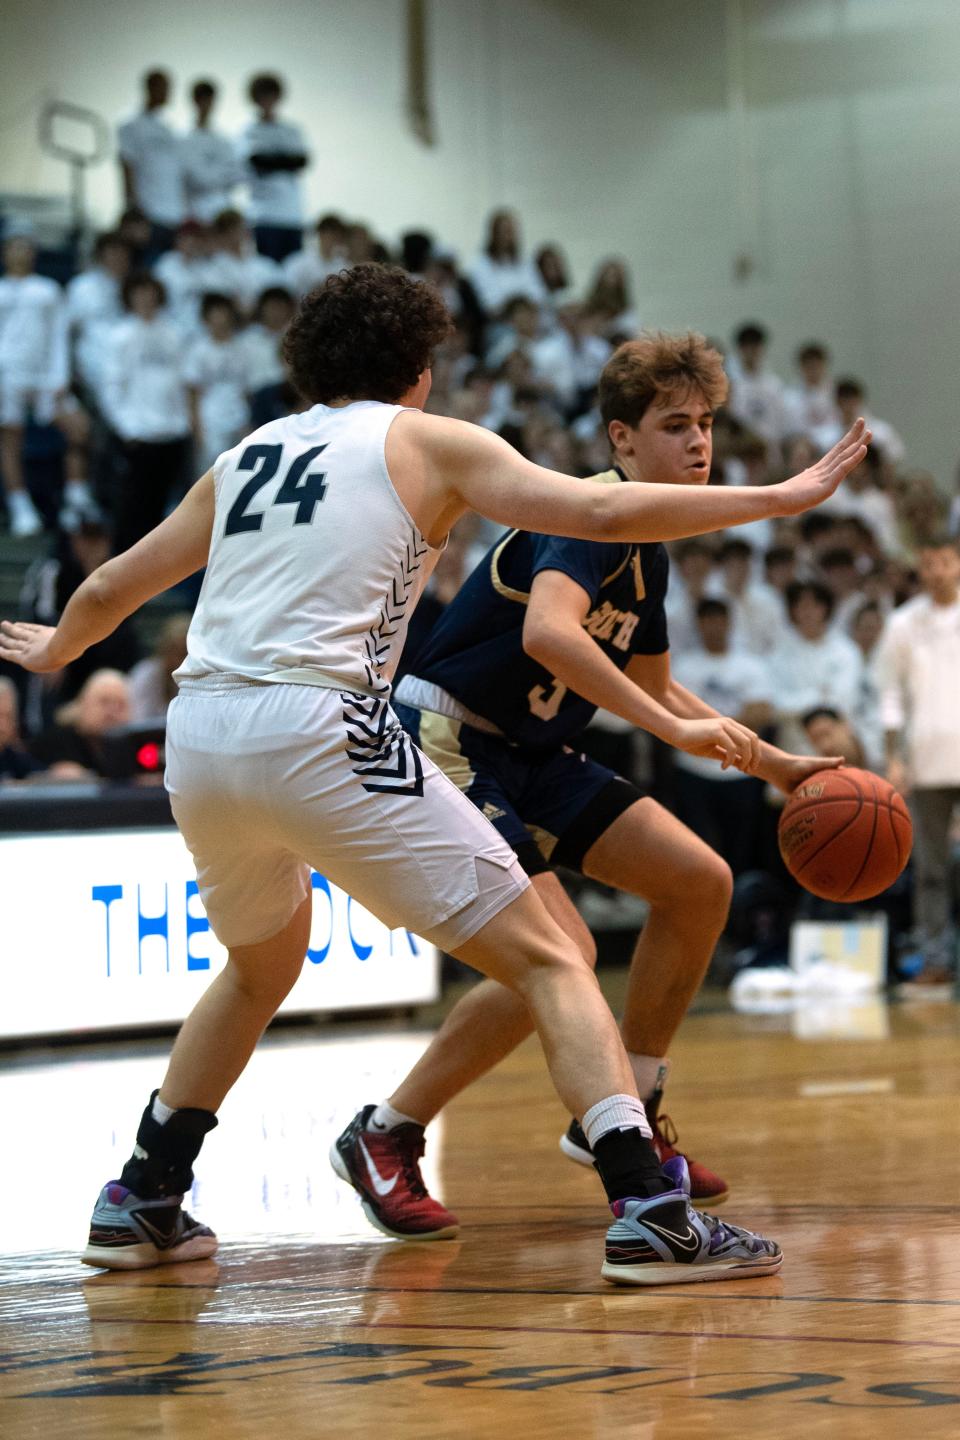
[[330, 1105, 459, 1240], [559, 1089, 729, 1206]]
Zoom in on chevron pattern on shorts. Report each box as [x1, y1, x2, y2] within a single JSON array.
[[341, 693, 425, 797]]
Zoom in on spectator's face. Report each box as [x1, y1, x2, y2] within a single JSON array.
[[918, 544, 960, 603], [800, 353, 828, 386], [823, 562, 857, 596], [510, 302, 539, 339], [766, 557, 796, 591], [805, 714, 854, 757], [723, 553, 751, 591], [76, 677, 130, 736], [317, 223, 346, 259], [176, 228, 206, 260], [491, 213, 517, 255], [620, 389, 713, 485], [697, 611, 729, 654], [193, 88, 215, 121], [100, 241, 131, 279], [205, 304, 236, 340], [129, 284, 161, 320], [146, 73, 170, 107], [3, 237, 35, 276], [738, 339, 764, 371], [837, 390, 862, 423], [0, 689, 18, 749], [790, 592, 830, 640], [261, 296, 295, 332], [852, 608, 882, 653]]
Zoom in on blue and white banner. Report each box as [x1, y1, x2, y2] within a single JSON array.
[[0, 828, 439, 1039]]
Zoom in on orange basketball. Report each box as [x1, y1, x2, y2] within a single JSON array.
[[777, 767, 913, 903]]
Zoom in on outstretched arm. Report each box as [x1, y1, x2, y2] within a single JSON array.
[[0, 472, 215, 673], [396, 411, 869, 546]]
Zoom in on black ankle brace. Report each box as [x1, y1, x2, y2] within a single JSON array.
[[119, 1090, 218, 1198], [593, 1126, 671, 1203]]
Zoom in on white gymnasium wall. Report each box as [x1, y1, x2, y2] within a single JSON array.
[[1, 0, 958, 479]]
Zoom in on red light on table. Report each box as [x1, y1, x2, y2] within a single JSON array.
[[136, 742, 161, 771]]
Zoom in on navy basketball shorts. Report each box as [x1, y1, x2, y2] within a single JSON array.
[[394, 702, 643, 878]]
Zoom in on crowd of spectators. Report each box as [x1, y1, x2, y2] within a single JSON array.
[[0, 66, 957, 985]]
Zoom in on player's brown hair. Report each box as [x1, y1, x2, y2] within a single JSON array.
[[598, 331, 728, 430], [283, 264, 452, 405]]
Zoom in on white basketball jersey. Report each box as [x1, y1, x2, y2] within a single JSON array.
[[177, 401, 442, 697]]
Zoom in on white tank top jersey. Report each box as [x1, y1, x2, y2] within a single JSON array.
[[176, 401, 443, 697]]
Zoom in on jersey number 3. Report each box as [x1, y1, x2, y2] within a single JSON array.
[[224, 443, 329, 536]]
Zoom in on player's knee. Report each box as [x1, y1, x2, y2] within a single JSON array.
[[698, 852, 733, 919]]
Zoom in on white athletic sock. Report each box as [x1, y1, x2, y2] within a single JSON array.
[[627, 1054, 669, 1101], [582, 1093, 652, 1147], [151, 1095, 177, 1126], [366, 1100, 423, 1133]]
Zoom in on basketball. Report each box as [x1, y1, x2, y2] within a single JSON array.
[[777, 767, 913, 903]]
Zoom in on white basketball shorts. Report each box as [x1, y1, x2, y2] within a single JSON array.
[[164, 679, 530, 950]]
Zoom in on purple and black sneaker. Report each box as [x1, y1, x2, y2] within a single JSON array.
[[601, 1157, 781, 1286], [82, 1182, 218, 1270]]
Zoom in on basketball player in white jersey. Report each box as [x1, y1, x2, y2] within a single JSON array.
[[0, 265, 868, 1285]]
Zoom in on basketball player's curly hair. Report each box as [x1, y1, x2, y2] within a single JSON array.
[[283, 264, 453, 405], [599, 331, 728, 430]]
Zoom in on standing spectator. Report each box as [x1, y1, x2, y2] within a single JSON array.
[[66, 231, 131, 399], [0, 677, 44, 780], [0, 232, 92, 536], [466, 209, 546, 318], [116, 70, 185, 259], [584, 257, 639, 338], [850, 599, 885, 770], [239, 73, 309, 263], [813, 377, 905, 474], [182, 79, 240, 223], [100, 273, 192, 554], [670, 599, 773, 875], [726, 322, 788, 448], [880, 536, 960, 984], [242, 285, 296, 392], [783, 341, 837, 436], [709, 537, 782, 655], [205, 209, 280, 313], [534, 243, 571, 311], [894, 470, 948, 563], [767, 581, 863, 739], [154, 221, 215, 333], [184, 292, 251, 470], [283, 213, 347, 296]]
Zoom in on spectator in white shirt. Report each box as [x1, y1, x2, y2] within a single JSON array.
[[726, 322, 788, 448], [763, 544, 798, 603], [880, 536, 960, 979], [529, 303, 612, 417], [66, 231, 131, 398], [783, 341, 838, 437], [584, 257, 640, 339], [0, 234, 92, 537], [116, 70, 185, 259], [466, 209, 546, 318], [205, 209, 280, 314], [239, 72, 309, 263], [708, 537, 783, 655], [767, 581, 863, 744], [243, 285, 297, 393], [154, 221, 215, 333], [849, 600, 885, 770], [101, 273, 191, 553], [665, 538, 717, 656], [819, 443, 900, 556], [670, 598, 773, 875], [184, 292, 252, 470], [813, 377, 906, 477], [283, 213, 347, 296], [534, 243, 571, 314], [819, 546, 865, 635], [485, 295, 542, 370], [182, 79, 240, 223]]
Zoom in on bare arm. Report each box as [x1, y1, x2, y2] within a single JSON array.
[[524, 572, 761, 768], [0, 473, 215, 672], [390, 411, 869, 548], [627, 652, 842, 793]]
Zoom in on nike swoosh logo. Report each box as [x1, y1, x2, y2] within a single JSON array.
[[643, 1220, 701, 1253], [358, 1137, 399, 1196]]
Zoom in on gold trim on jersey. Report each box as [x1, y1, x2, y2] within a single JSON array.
[[489, 469, 635, 604], [417, 711, 477, 794]]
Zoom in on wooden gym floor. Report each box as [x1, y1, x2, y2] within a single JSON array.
[[1, 982, 959, 1439]]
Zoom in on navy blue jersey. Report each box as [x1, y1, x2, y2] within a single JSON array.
[[410, 469, 669, 750]]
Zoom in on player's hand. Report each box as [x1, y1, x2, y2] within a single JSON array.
[[0, 620, 60, 673], [768, 752, 843, 797], [773, 420, 871, 515], [670, 716, 761, 772]]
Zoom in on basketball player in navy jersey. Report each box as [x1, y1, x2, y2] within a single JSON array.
[[333, 333, 848, 1237], [1, 268, 867, 1284]]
